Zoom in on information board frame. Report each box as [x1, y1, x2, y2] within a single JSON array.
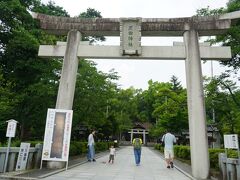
[[41, 108, 73, 169], [223, 134, 239, 159]]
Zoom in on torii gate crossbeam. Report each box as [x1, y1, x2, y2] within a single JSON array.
[[39, 42, 231, 60]]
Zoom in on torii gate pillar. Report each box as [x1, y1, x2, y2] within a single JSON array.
[[184, 30, 209, 179], [47, 30, 81, 169]]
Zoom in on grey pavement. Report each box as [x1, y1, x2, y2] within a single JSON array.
[[43, 146, 191, 180]]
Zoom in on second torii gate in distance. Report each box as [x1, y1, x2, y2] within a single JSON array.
[[32, 11, 240, 179]]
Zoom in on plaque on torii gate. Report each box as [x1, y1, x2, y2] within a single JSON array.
[[120, 18, 141, 55], [32, 10, 240, 179]]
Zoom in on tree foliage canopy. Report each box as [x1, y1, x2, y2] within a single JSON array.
[[196, 1, 240, 70]]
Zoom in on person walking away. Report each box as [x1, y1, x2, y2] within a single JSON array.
[[87, 130, 96, 162], [162, 131, 176, 168], [108, 145, 116, 163], [132, 136, 142, 166]]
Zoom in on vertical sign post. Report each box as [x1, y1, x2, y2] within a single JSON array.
[[4, 119, 18, 173]]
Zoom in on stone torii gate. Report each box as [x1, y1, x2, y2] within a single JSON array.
[[32, 11, 240, 179]]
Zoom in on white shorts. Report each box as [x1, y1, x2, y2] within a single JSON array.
[[164, 149, 174, 159]]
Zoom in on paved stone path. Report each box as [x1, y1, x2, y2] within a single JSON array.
[[43, 146, 191, 180]]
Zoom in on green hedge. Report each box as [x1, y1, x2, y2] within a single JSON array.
[[154, 144, 238, 170], [1, 140, 114, 157], [154, 144, 164, 152], [174, 145, 191, 160], [69, 141, 87, 156], [69, 141, 114, 156], [208, 149, 224, 169]]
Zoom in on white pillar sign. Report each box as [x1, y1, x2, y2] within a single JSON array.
[[224, 134, 239, 149], [16, 143, 30, 171], [6, 120, 18, 137], [42, 109, 73, 162]]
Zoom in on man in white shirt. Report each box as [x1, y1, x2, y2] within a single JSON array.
[[87, 130, 96, 162], [162, 131, 176, 168]]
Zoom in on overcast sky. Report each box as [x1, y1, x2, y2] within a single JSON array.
[[41, 0, 229, 89]]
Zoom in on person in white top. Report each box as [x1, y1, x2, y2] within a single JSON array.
[[87, 130, 96, 162], [108, 145, 116, 163], [161, 131, 176, 168]]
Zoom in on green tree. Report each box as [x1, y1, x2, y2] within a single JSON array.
[[196, 1, 240, 69], [0, 0, 67, 140], [79, 8, 102, 18], [72, 60, 119, 140], [102, 87, 139, 140], [196, 0, 240, 136], [204, 76, 240, 135], [135, 80, 158, 124], [170, 75, 183, 93], [32, 0, 70, 17], [78, 8, 106, 44], [151, 81, 188, 136], [0, 68, 17, 139]]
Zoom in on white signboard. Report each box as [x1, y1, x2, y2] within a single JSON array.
[[42, 108, 73, 162], [224, 134, 239, 149], [16, 143, 30, 171], [6, 120, 17, 137]]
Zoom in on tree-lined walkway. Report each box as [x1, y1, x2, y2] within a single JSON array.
[[43, 146, 191, 180]]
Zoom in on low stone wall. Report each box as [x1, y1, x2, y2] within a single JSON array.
[[0, 144, 42, 173]]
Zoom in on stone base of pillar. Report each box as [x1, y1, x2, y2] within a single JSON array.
[[47, 161, 66, 169]]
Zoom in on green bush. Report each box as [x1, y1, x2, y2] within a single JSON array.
[[154, 143, 164, 152], [69, 141, 113, 156], [208, 149, 238, 169], [95, 142, 112, 152], [26, 141, 43, 147], [154, 144, 160, 150], [10, 140, 21, 147], [69, 141, 88, 156], [81, 142, 88, 154], [69, 143, 78, 156], [177, 146, 190, 160], [227, 149, 238, 158], [209, 149, 225, 169]]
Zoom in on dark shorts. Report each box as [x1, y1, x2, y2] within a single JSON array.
[[109, 154, 114, 161]]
